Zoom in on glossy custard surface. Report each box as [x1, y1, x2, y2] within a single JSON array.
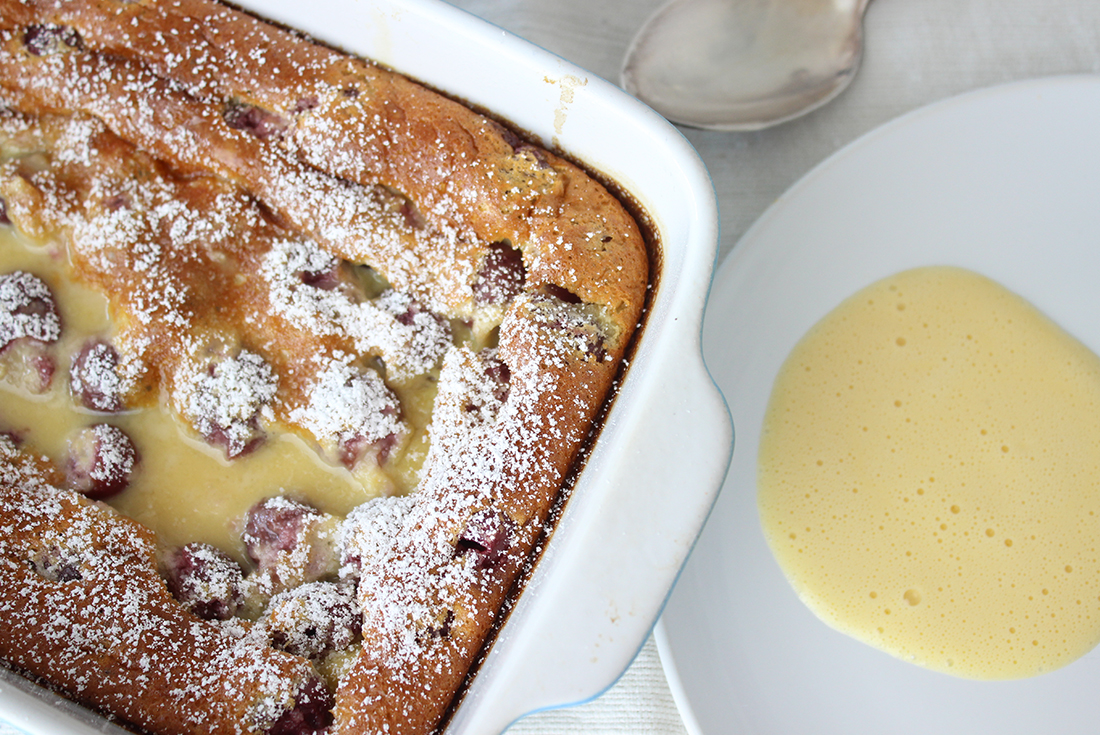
[[758, 266, 1100, 679]]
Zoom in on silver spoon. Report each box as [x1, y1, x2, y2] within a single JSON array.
[[621, 0, 871, 131]]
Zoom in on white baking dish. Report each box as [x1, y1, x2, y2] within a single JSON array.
[[0, 1, 730, 733]]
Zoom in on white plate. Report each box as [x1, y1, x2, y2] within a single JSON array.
[[657, 74, 1100, 735]]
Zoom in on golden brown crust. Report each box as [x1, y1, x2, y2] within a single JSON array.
[[0, 1, 649, 733], [0, 111, 440, 457], [0, 0, 648, 333], [0, 438, 325, 735]]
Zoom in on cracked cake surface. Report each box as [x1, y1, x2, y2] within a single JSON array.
[[0, 1, 649, 734]]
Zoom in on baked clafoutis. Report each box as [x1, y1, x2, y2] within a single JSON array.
[[0, 2, 649, 733]]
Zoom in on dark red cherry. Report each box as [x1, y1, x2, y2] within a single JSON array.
[[64, 423, 138, 500], [242, 497, 322, 570], [70, 339, 124, 412], [164, 543, 245, 621]]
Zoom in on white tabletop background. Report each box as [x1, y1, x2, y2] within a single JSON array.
[[438, 0, 1100, 733], [2, 3, 1098, 735]]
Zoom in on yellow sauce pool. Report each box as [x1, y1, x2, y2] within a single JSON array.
[[758, 266, 1100, 679]]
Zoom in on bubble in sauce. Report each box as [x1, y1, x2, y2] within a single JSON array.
[[758, 266, 1100, 679]]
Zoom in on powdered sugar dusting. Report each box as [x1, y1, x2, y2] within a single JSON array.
[[288, 357, 403, 454], [172, 349, 278, 458], [0, 436, 318, 734], [84, 423, 136, 485], [0, 270, 61, 347], [0, 435, 56, 495], [261, 238, 451, 382], [338, 494, 414, 576], [346, 339, 590, 682], [69, 340, 127, 412], [259, 580, 359, 661], [0, 34, 482, 317], [2, 112, 443, 469], [372, 289, 452, 382]]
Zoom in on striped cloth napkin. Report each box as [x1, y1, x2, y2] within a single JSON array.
[[506, 634, 688, 735]]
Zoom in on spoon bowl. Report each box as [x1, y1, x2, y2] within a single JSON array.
[[622, 0, 871, 131]]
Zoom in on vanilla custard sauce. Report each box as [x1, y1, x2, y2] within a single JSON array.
[[758, 266, 1100, 679]]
